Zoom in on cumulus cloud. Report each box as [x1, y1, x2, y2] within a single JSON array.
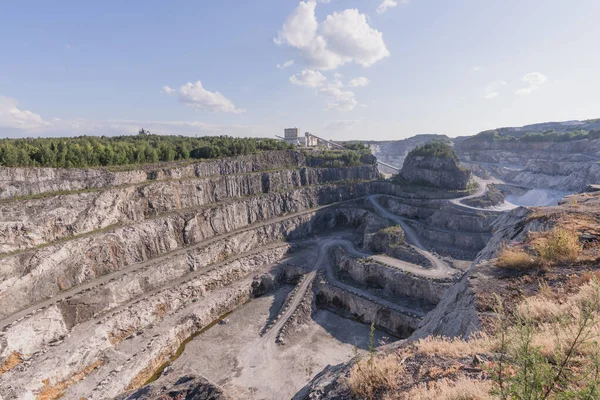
[[321, 9, 390, 67], [277, 60, 295, 69], [319, 85, 357, 111], [0, 96, 49, 130], [290, 69, 327, 88], [289, 71, 357, 111], [163, 81, 245, 113], [161, 85, 175, 95], [325, 119, 360, 130], [348, 77, 369, 87], [515, 72, 548, 96], [376, 0, 397, 14], [483, 92, 499, 99], [522, 72, 548, 85], [275, 2, 389, 70]]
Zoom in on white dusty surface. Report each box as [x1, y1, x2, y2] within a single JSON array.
[[166, 286, 391, 400], [506, 189, 572, 207]]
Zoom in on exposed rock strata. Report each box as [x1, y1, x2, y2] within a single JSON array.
[[0, 165, 378, 253], [401, 152, 471, 190], [456, 138, 600, 191], [331, 247, 451, 308]]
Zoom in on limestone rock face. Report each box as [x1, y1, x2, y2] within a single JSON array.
[[401, 154, 472, 190], [455, 138, 600, 191]]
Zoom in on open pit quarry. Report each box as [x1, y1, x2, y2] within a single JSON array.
[[0, 143, 580, 400], [0, 148, 496, 399]]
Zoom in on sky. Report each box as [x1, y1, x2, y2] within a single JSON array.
[[1, 0, 600, 140]]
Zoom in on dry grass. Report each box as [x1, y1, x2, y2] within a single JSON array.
[[534, 227, 582, 265], [495, 246, 539, 270], [515, 280, 600, 361], [516, 296, 563, 324], [396, 377, 493, 400], [36, 359, 103, 400], [0, 351, 23, 374], [415, 336, 491, 358], [347, 353, 404, 400]]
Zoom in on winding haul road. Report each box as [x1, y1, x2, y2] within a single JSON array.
[[261, 175, 507, 341]]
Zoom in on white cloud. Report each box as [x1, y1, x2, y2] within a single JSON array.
[[376, 0, 397, 14], [514, 86, 538, 96], [275, 2, 389, 70], [163, 81, 244, 113], [348, 77, 370, 87], [0, 96, 49, 130], [274, 1, 319, 48], [321, 9, 390, 67], [472, 66, 482, 72], [334, 72, 342, 80], [522, 72, 547, 85], [483, 80, 506, 99], [326, 119, 360, 130], [277, 60, 295, 69], [290, 69, 327, 88], [514, 72, 548, 96], [319, 84, 357, 111], [161, 85, 175, 95], [289, 70, 357, 111]]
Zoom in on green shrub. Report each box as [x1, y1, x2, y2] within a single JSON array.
[[407, 141, 457, 161]]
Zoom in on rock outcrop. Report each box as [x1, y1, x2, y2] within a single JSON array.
[[400, 143, 472, 190]]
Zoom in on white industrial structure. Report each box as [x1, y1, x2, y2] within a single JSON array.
[[279, 128, 321, 147], [277, 128, 400, 172]]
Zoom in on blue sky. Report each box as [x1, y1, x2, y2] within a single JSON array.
[[1, 0, 599, 140]]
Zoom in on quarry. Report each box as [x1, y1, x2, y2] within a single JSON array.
[[1, 128, 600, 400]]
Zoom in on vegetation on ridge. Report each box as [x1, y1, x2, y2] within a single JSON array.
[[0, 133, 292, 168], [303, 142, 374, 168], [406, 141, 458, 161]]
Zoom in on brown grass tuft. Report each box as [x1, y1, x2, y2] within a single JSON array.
[[396, 377, 493, 400], [415, 336, 491, 358], [347, 353, 404, 400], [495, 246, 539, 270]]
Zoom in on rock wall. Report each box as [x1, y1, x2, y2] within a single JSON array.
[[401, 154, 472, 190], [331, 247, 451, 307], [456, 138, 600, 191], [0, 165, 378, 253], [315, 283, 420, 338], [0, 150, 305, 200], [0, 186, 381, 319]]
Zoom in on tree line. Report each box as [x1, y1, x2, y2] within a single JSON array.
[[0, 134, 292, 168]]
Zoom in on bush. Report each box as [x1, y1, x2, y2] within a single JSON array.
[[535, 227, 582, 265], [490, 281, 600, 399], [348, 353, 404, 399], [408, 141, 457, 161], [495, 246, 539, 270]]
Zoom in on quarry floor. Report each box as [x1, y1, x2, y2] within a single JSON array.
[[164, 284, 391, 400]]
